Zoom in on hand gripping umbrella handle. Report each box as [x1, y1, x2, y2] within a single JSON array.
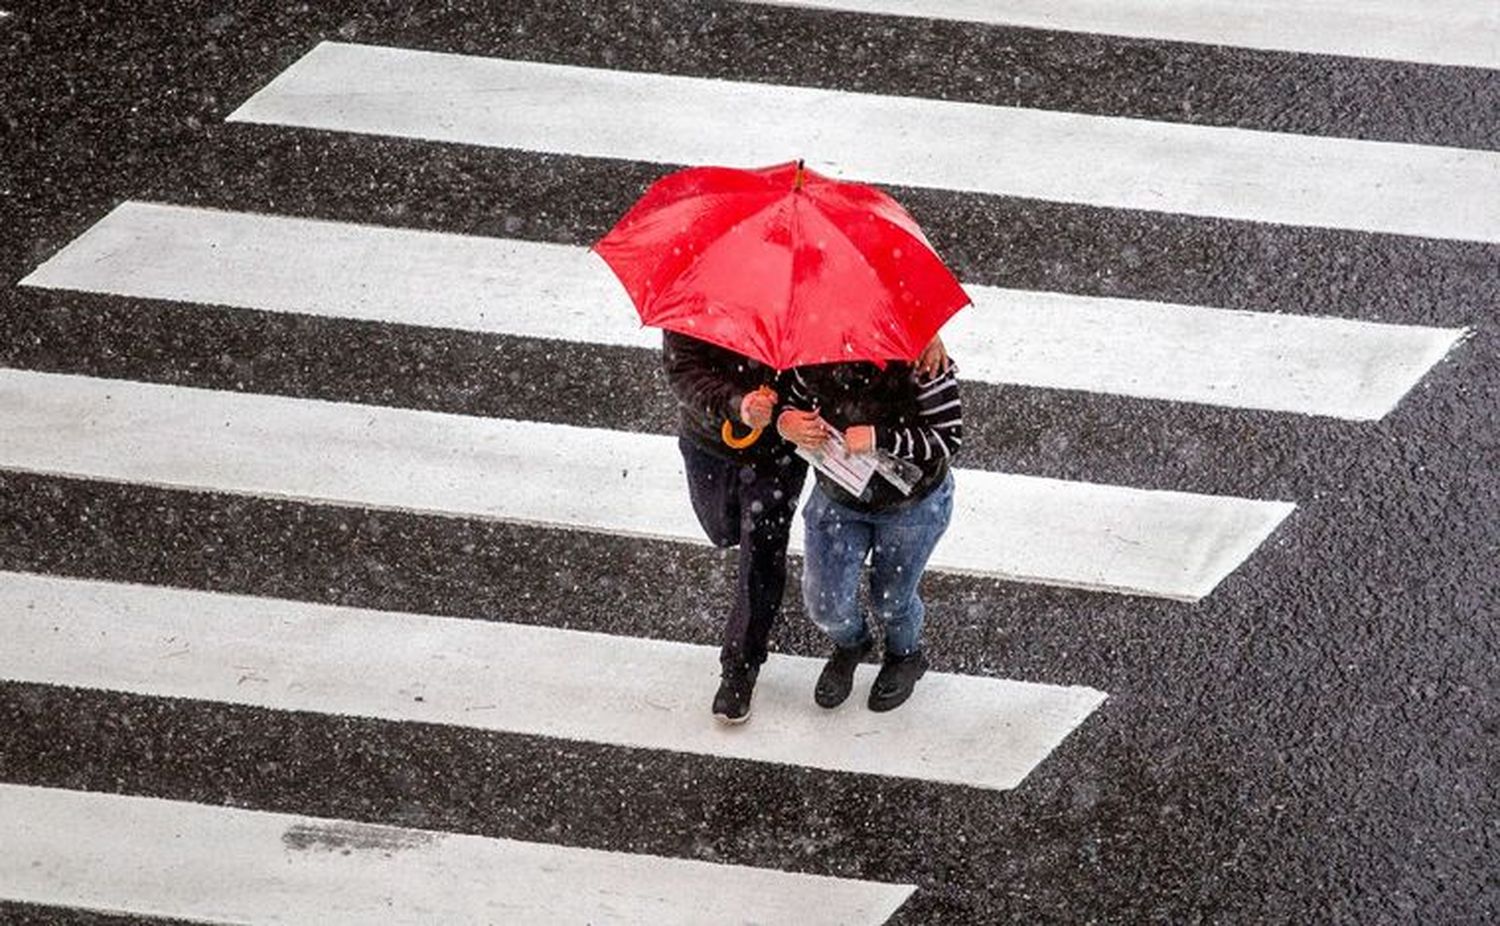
[[721, 385, 775, 449]]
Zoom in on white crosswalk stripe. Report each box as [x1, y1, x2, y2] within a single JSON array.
[[0, 783, 915, 924], [737, 0, 1500, 70], [22, 201, 1469, 420], [0, 571, 1106, 790], [228, 42, 1500, 242], [0, 367, 1293, 601]]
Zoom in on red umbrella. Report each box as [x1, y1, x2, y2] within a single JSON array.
[[593, 160, 970, 373]]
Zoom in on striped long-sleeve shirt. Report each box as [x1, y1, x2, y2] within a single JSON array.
[[876, 362, 963, 463], [783, 359, 963, 509]]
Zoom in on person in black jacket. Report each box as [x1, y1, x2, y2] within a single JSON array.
[[777, 358, 962, 712], [663, 331, 808, 724]]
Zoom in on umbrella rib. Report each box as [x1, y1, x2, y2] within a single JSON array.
[[778, 192, 812, 367]]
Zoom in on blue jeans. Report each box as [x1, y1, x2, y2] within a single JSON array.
[[801, 473, 954, 657]]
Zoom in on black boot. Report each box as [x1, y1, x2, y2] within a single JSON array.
[[814, 638, 874, 709], [868, 649, 929, 712], [713, 662, 759, 725]]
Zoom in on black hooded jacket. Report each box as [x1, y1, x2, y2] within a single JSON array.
[[661, 331, 799, 464]]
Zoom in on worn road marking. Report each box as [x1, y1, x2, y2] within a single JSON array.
[[0, 783, 915, 924], [0, 368, 1293, 599], [227, 42, 1500, 242], [23, 202, 1469, 419]]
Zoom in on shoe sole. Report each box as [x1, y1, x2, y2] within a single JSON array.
[[713, 667, 759, 725]]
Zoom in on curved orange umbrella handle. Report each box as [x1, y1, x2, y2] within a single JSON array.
[[721, 420, 763, 449], [721, 385, 775, 449]]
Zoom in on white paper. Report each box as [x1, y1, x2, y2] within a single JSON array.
[[872, 450, 923, 496], [796, 430, 877, 498]]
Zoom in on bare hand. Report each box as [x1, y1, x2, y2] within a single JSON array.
[[916, 334, 948, 378], [739, 388, 777, 429], [844, 425, 875, 454], [777, 409, 829, 450]]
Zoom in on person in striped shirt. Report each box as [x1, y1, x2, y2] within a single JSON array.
[[777, 356, 962, 712]]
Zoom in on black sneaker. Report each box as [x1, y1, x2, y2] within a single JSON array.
[[868, 650, 929, 712], [814, 638, 875, 709], [713, 663, 759, 725]]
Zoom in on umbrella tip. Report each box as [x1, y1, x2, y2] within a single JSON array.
[[794, 159, 805, 191]]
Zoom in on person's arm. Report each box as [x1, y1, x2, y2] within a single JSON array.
[[857, 362, 963, 461], [661, 332, 746, 424], [779, 367, 817, 412], [776, 368, 831, 450]]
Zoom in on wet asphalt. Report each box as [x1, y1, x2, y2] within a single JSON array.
[[1, 2, 1497, 923]]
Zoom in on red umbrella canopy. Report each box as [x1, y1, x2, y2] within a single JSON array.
[[593, 160, 970, 370]]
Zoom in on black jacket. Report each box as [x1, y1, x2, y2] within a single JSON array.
[[661, 332, 798, 464]]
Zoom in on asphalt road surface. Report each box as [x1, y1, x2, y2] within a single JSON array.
[[1, 2, 1496, 923]]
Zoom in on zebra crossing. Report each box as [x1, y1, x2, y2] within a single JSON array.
[[1, 3, 1486, 923]]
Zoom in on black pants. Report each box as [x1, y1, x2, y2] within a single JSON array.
[[679, 437, 808, 670]]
